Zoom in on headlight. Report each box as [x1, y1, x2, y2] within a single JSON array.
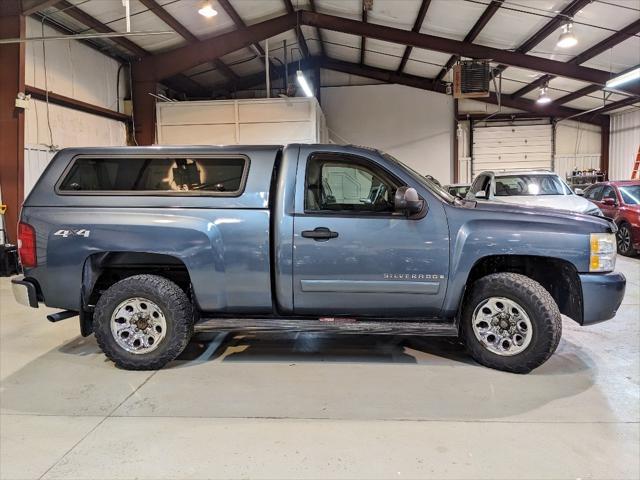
[[586, 205, 604, 217], [590, 233, 616, 272]]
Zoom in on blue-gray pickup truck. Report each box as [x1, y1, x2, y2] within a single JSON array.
[[11, 144, 626, 373]]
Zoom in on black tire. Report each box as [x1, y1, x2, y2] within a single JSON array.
[[617, 223, 635, 256], [461, 272, 562, 374], [93, 274, 194, 370]]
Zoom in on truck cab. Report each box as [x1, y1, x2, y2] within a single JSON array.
[[12, 144, 626, 373]]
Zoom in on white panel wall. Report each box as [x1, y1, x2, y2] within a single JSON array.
[[554, 120, 601, 179], [25, 17, 125, 112], [23, 17, 128, 195], [156, 98, 327, 145], [320, 83, 454, 184], [610, 109, 640, 180]]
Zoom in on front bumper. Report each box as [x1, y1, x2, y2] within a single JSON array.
[[579, 272, 625, 325], [11, 275, 39, 308]]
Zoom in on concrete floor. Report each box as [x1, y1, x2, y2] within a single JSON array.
[[0, 258, 638, 480]]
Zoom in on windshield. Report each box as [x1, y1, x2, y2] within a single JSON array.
[[619, 185, 640, 205], [381, 152, 457, 203], [494, 174, 572, 196]]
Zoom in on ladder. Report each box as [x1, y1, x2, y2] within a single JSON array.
[[632, 146, 640, 180]]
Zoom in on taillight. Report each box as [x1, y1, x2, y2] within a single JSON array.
[[18, 222, 37, 268]]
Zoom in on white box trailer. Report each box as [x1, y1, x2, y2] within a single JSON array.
[[156, 97, 328, 146]]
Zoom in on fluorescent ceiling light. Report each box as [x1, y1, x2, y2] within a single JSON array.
[[606, 67, 640, 89], [296, 70, 314, 97], [198, 4, 218, 17], [557, 22, 577, 48], [537, 86, 552, 104]]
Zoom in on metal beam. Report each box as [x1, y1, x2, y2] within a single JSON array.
[[587, 96, 640, 116], [25, 85, 130, 122], [320, 57, 447, 93], [511, 18, 640, 99], [0, 0, 25, 244], [518, 0, 592, 54], [283, 0, 309, 57], [21, 0, 64, 16], [308, 0, 325, 56], [601, 117, 609, 175], [211, 57, 319, 97], [56, 0, 204, 96], [555, 84, 600, 105], [217, 0, 266, 57], [138, 0, 238, 82], [397, 0, 432, 73], [492, 0, 592, 78], [435, 0, 502, 81], [57, 0, 147, 58], [318, 56, 604, 125], [300, 11, 630, 89], [135, 13, 296, 81], [131, 77, 156, 145], [360, 0, 368, 65]]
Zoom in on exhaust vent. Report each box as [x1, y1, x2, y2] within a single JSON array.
[[453, 60, 491, 98]]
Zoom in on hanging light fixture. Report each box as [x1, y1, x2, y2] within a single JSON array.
[[296, 70, 314, 97], [198, 3, 218, 18], [557, 22, 577, 48], [537, 84, 552, 104]]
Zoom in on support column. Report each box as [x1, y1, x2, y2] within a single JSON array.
[[131, 63, 157, 146], [0, 1, 25, 244], [600, 116, 610, 179], [314, 64, 321, 106], [453, 99, 459, 183]]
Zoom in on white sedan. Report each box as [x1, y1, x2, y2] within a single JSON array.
[[466, 170, 603, 216]]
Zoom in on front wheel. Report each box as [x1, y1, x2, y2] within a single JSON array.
[[617, 223, 635, 256], [461, 272, 562, 374], [93, 274, 194, 370]]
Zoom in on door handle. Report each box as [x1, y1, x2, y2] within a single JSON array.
[[301, 227, 339, 241]]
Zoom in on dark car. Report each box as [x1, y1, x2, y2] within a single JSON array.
[[583, 181, 640, 256], [446, 183, 471, 198]]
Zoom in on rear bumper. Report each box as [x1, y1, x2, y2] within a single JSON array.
[[579, 272, 625, 325], [11, 275, 39, 308]]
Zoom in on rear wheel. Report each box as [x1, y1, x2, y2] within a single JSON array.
[[93, 274, 194, 370], [617, 223, 635, 256], [462, 272, 562, 374]]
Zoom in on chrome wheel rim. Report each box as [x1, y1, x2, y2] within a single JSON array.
[[110, 297, 167, 354], [472, 297, 533, 356], [617, 226, 631, 252]]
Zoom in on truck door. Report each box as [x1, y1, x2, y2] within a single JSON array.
[[291, 147, 450, 317]]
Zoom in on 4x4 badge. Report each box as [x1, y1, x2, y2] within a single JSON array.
[[53, 229, 91, 238]]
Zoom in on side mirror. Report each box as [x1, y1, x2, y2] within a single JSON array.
[[574, 188, 584, 196], [475, 191, 487, 199], [394, 187, 423, 215], [602, 197, 616, 206]]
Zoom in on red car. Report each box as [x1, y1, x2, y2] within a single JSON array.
[[583, 180, 640, 256]]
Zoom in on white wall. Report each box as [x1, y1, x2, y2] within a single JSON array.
[[554, 120, 601, 179], [22, 17, 127, 195], [25, 17, 126, 112], [24, 16, 127, 151], [320, 83, 454, 184], [610, 109, 640, 181]]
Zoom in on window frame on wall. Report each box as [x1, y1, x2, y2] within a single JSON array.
[[303, 153, 405, 217], [55, 154, 250, 197]]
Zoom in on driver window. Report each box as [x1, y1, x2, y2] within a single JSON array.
[[305, 156, 399, 213], [601, 186, 616, 201]]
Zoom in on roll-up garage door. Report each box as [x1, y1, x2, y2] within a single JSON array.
[[472, 124, 552, 177]]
